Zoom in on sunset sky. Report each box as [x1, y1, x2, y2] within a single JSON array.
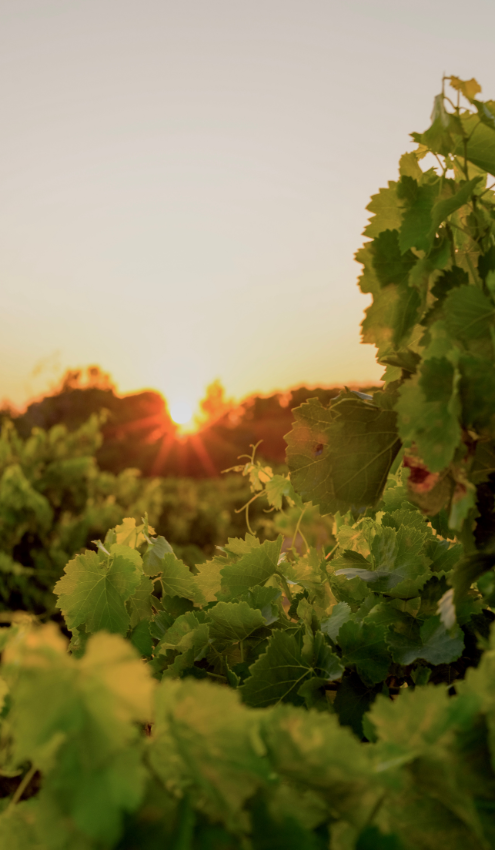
[[2, 0, 495, 415]]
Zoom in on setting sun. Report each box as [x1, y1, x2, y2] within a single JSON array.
[[170, 401, 194, 427]]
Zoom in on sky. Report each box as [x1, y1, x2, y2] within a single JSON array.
[[2, 0, 495, 414]]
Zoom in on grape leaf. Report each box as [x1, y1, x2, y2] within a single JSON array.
[[241, 630, 343, 708], [430, 176, 482, 235], [396, 369, 461, 472], [361, 281, 421, 356], [194, 554, 225, 603], [239, 585, 281, 625], [321, 602, 352, 641], [386, 615, 464, 665], [2, 628, 153, 844], [220, 537, 283, 599], [337, 621, 391, 686], [207, 601, 266, 643], [151, 679, 270, 826], [143, 535, 174, 576], [157, 612, 210, 676], [444, 285, 495, 341], [363, 183, 403, 239], [411, 94, 461, 157], [449, 76, 482, 101], [265, 474, 300, 510], [356, 242, 380, 295], [336, 522, 430, 589], [455, 112, 495, 177], [160, 553, 204, 603], [114, 517, 151, 549], [54, 549, 142, 635], [127, 575, 154, 628], [286, 393, 400, 515], [262, 703, 373, 818], [371, 229, 417, 286], [397, 175, 440, 253]]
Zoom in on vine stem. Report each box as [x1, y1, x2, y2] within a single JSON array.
[[277, 572, 293, 603], [292, 507, 308, 552], [8, 763, 37, 809], [364, 792, 387, 829], [234, 491, 263, 535]]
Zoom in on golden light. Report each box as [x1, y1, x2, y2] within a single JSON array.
[[170, 401, 194, 427]]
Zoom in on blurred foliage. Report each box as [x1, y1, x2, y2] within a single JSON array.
[[0, 414, 334, 618]]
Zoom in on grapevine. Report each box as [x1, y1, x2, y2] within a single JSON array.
[[1, 75, 495, 849]]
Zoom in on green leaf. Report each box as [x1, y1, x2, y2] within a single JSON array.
[[264, 474, 300, 510], [430, 177, 482, 235], [356, 242, 380, 295], [127, 574, 154, 628], [157, 612, 208, 652], [450, 552, 495, 604], [194, 554, 226, 603], [397, 176, 440, 253], [431, 266, 469, 301], [334, 523, 430, 599], [449, 76, 482, 102], [444, 285, 495, 341], [455, 112, 495, 176], [262, 703, 373, 817], [160, 553, 204, 603], [220, 537, 283, 599], [369, 682, 455, 749], [151, 679, 270, 827], [334, 674, 379, 738], [130, 619, 154, 657], [412, 93, 460, 157], [387, 615, 464, 665], [337, 621, 390, 686], [241, 630, 343, 708], [54, 549, 142, 635], [143, 535, 174, 576], [157, 612, 210, 676], [371, 229, 417, 287], [321, 602, 352, 641], [396, 369, 461, 472], [239, 585, 281, 625], [286, 393, 400, 515], [2, 628, 153, 844], [363, 183, 403, 239], [207, 601, 265, 643], [361, 281, 421, 356]]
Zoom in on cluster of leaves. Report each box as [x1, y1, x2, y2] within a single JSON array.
[[1, 620, 495, 849], [45, 469, 489, 738], [0, 416, 164, 616], [223, 440, 335, 551], [287, 76, 495, 622], [0, 415, 282, 617]]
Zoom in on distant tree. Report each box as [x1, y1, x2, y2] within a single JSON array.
[[199, 379, 232, 423]]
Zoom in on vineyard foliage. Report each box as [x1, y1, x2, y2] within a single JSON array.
[[2, 76, 495, 848], [0, 416, 290, 616]]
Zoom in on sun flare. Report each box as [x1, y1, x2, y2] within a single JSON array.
[[169, 400, 196, 432]]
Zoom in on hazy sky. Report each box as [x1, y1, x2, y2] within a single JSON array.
[[2, 0, 495, 412]]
